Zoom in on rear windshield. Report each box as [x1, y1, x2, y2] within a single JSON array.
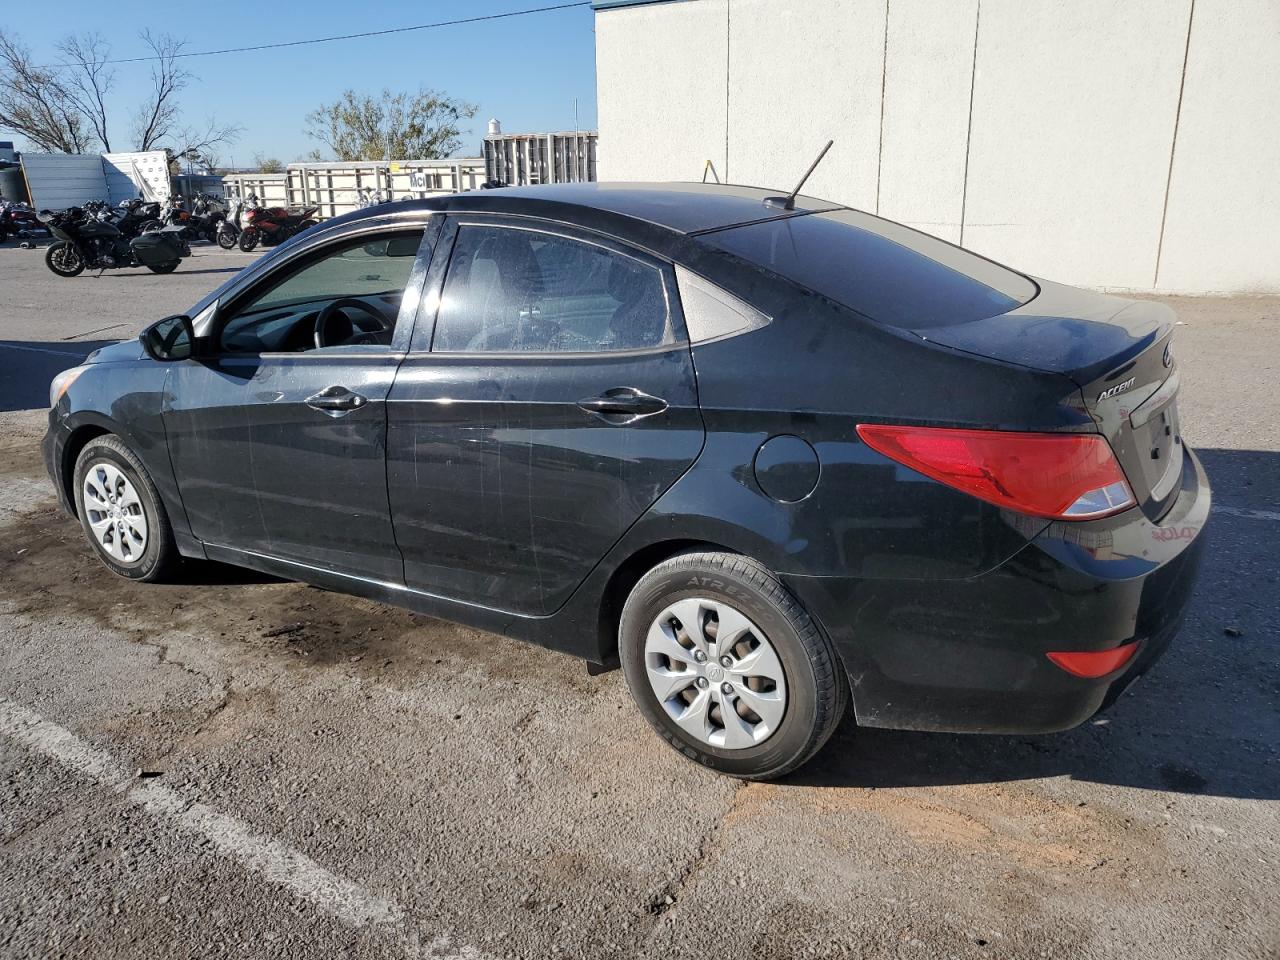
[[700, 209, 1037, 329]]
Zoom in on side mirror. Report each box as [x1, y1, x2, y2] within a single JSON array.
[[141, 314, 194, 361]]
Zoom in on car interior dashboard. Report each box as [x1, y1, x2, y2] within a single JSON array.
[[219, 293, 401, 353]]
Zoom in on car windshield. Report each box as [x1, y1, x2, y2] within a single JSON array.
[[699, 209, 1037, 330]]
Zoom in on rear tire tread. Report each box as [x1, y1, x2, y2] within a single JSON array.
[[620, 550, 848, 781]]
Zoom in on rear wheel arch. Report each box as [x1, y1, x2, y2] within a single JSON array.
[[595, 539, 739, 665]]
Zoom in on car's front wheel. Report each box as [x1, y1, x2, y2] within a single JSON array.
[[72, 435, 179, 582], [619, 551, 848, 780]]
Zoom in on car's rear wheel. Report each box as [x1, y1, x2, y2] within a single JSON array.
[[619, 551, 848, 780], [73, 435, 178, 582]]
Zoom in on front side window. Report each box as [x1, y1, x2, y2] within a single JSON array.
[[432, 224, 672, 353], [217, 231, 423, 354]]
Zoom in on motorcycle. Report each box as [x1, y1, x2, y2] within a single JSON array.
[[238, 203, 319, 252], [216, 193, 253, 250], [39, 206, 191, 277], [166, 193, 225, 244], [98, 198, 164, 240], [0, 199, 50, 241]]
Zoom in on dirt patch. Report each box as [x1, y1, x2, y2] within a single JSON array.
[[0, 503, 587, 693], [0, 413, 47, 483]]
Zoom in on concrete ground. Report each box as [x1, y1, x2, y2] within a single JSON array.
[[0, 241, 1277, 960]]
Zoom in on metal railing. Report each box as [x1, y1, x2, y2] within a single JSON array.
[[221, 159, 486, 219]]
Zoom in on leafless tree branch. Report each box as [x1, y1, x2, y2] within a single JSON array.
[[131, 30, 190, 152], [56, 32, 115, 152], [0, 29, 94, 152]]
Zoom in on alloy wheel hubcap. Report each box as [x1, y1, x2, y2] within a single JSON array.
[[644, 597, 788, 749], [82, 462, 148, 564]]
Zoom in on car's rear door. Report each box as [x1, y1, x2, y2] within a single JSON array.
[[164, 219, 438, 582], [386, 215, 704, 615]]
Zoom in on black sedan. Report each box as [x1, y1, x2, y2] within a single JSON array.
[[44, 183, 1210, 780]]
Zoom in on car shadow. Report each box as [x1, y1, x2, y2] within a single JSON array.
[[0, 339, 122, 413], [171, 560, 283, 587], [787, 446, 1279, 802]]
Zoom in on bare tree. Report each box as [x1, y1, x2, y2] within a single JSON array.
[[56, 32, 115, 152], [172, 117, 243, 164], [305, 88, 477, 162], [0, 30, 95, 152], [132, 31, 190, 152]]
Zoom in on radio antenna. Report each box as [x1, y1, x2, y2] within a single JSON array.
[[764, 140, 834, 210]]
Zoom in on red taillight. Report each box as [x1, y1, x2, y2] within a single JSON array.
[[1047, 642, 1140, 678], [855, 424, 1135, 520]]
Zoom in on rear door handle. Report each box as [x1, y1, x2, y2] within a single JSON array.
[[306, 385, 367, 416], [577, 388, 668, 419]]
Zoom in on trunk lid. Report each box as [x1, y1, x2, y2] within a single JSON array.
[[916, 279, 1183, 520]]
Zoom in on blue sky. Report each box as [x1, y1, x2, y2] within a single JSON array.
[[3, 1, 598, 164]]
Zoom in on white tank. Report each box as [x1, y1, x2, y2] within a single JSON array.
[[487, 118, 502, 137]]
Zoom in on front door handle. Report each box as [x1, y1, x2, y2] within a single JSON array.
[[577, 387, 668, 419], [305, 385, 367, 416]]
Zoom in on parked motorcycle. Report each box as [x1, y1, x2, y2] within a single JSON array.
[[238, 203, 319, 252], [0, 199, 50, 241], [216, 193, 254, 250], [102, 198, 164, 240], [166, 193, 226, 244], [39, 207, 191, 277]]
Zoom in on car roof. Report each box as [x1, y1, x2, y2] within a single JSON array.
[[345, 181, 842, 238]]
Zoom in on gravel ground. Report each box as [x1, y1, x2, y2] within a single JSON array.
[[0, 242, 1277, 959]]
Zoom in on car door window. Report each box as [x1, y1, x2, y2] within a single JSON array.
[[217, 231, 424, 354], [432, 224, 673, 353]]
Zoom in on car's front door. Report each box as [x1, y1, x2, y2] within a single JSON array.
[[386, 216, 704, 616], [164, 223, 435, 581]]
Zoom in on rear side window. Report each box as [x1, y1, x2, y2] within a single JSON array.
[[433, 224, 672, 353], [700, 209, 1036, 329]]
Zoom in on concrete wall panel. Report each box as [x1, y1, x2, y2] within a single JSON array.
[[596, 0, 728, 181], [595, 0, 1278, 294], [876, 0, 978, 244], [961, 0, 1190, 289], [725, 0, 885, 207], [1156, 0, 1280, 294]]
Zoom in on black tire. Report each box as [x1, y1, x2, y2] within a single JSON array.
[[147, 261, 179, 274], [72, 435, 179, 582], [45, 241, 85, 277], [619, 551, 848, 780], [238, 228, 259, 252], [216, 229, 237, 250]]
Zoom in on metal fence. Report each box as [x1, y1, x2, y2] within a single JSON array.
[[221, 159, 486, 219], [482, 132, 597, 186]]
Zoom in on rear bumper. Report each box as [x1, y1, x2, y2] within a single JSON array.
[[783, 446, 1211, 734]]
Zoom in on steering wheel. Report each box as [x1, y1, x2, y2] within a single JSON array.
[[313, 297, 392, 349]]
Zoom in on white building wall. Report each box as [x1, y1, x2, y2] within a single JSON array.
[[960, 0, 1190, 290], [1156, 0, 1280, 294], [877, 0, 977, 245], [595, 0, 1280, 295], [727, 0, 884, 208], [595, 0, 728, 181]]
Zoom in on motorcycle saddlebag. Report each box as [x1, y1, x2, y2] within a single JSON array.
[[130, 230, 186, 266]]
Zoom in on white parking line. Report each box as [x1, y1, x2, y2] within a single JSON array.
[[0, 698, 489, 958], [0, 343, 94, 358], [1214, 505, 1280, 522]]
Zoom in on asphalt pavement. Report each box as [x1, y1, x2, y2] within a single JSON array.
[[0, 241, 1277, 959]]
